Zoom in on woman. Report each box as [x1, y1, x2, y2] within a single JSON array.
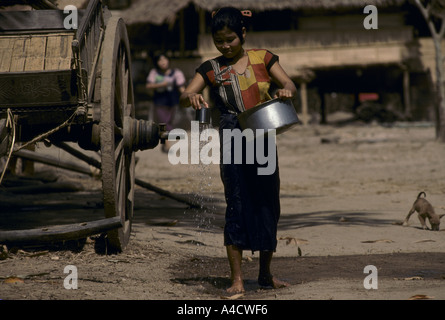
[[146, 53, 186, 151], [179, 7, 297, 293]]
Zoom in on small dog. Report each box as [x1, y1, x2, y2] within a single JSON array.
[[403, 192, 444, 231]]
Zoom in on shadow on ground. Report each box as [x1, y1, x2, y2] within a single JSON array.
[[170, 252, 445, 298]]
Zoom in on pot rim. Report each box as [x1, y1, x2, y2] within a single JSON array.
[[238, 98, 294, 117], [239, 98, 292, 118]]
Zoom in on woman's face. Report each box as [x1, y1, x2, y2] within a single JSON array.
[[157, 55, 169, 70], [213, 26, 245, 60]]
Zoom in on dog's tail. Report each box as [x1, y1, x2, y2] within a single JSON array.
[[439, 214, 445, 220], [417, 191, 426, 199]]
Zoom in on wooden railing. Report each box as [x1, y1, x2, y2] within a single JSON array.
[[73, 0, 105, 104], [198, 27, 414, 55]]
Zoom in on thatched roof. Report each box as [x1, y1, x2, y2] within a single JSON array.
[[0, 0, 91, 9], [119, 0, 191, 25], [120, 0, 407, 25], [55, 0, 88, 9], [0, 0, 58, 9], [193, 0, 407, 11]]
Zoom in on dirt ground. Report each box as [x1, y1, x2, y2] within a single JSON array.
[[1, 117, 445, 301]]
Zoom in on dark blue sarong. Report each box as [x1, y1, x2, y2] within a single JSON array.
[[219, 113, 280, 252]]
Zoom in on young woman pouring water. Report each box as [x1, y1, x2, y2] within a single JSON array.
[[179, 7, 297, 294]]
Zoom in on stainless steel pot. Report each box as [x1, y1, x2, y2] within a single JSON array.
[[195, 107, 211, 124], [237, 98, 299, 134]]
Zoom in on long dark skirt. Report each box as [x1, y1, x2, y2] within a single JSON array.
[[154, 104, 176, 131], [219, 113, 280, 253]]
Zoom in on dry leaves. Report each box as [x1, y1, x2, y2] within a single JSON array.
[[395, 276, 424, 281], [414, 239, 435, 243], [409, 294, 434, 300], [279, 236, 308, 246], [4, 277, 24, 284], [361, 239, 394, 243], [220, 293, 244, 300], [278, 237, 306, 256]]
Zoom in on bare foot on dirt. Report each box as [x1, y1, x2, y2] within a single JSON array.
[[227, 278, 245, 294], [258, 274, 289, 289]]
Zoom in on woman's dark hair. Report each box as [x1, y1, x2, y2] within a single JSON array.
[[211, 7, 247, 44], [152, 52, 168, 71]]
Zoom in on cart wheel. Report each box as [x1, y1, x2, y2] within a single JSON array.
[[100, 16, 135, 253]]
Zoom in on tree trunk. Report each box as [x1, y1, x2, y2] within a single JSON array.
[[434, 34, 445, 141], [413, 0, 445, 141]]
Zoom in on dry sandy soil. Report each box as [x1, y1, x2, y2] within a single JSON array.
[[1, 118, 445, 303]]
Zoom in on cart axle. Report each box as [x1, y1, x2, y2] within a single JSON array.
[[124, 117, 162, 152]]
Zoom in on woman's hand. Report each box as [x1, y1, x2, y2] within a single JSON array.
[[187, 93, 209, 110], [274, 88, 293, 100], [179, 73, 208, 109], [269, 62, 297, 100]]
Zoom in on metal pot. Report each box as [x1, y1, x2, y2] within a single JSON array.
[[195, 107, 211, 124], [237, 98, 299, 134]]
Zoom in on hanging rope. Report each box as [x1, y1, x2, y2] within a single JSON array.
[[13, 111, 77, 152], [0, 109, 16, 185]]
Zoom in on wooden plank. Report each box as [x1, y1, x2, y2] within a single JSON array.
[[0, 37, 13, 72], [24, 36, 46, 71], [44, 35, 62, 70], [44, 34, 73, 70], [0, 217, 122, 245], [9, 37, 27, 72], [0, 70, 78, 108], [0, 11, 77, 32], [13, 149, 93, 176]]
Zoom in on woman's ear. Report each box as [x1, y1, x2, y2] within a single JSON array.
[[241, 27, 247, 43]]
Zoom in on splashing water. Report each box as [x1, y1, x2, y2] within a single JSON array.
[[186, 122, 217, 235]]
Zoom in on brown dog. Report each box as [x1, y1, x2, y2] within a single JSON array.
[[403, 192, 444, 231]]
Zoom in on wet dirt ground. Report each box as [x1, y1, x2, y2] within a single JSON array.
[[1, 119, 445, 301]]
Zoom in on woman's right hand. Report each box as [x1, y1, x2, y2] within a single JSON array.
[[179, 73, 208, 109], [187, 93, 209, 110]]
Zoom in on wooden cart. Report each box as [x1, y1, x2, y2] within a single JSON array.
[[0, 0, 166, 252]]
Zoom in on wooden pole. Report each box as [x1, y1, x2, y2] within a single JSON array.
[[0, 217, 122, 245], [403, 68, 411, 118], [14, 146, 204, 209], [13, 149, 95, 177], [300, 82, 309, 125]]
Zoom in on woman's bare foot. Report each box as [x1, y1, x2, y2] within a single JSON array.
[[227, 278, 245, 294], [258, 274, 289, 289]]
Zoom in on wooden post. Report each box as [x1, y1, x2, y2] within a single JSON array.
[[300, 82, 309, 125], [198, 8, 206, 35], [403, 68, 411, 118]]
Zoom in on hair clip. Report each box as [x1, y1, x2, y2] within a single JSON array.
[[211, 10, 219, 18], [241, 10, 252, 17]]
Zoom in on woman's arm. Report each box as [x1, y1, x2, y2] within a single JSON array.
[[269, 62, 297, 100], [146, 81, 168, 90], [175, 69, 187, 94], [146, 69, 168, 90], [179, 73, 209, 109]]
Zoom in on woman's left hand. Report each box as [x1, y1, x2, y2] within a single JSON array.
[[274, 89, 293, 100]]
